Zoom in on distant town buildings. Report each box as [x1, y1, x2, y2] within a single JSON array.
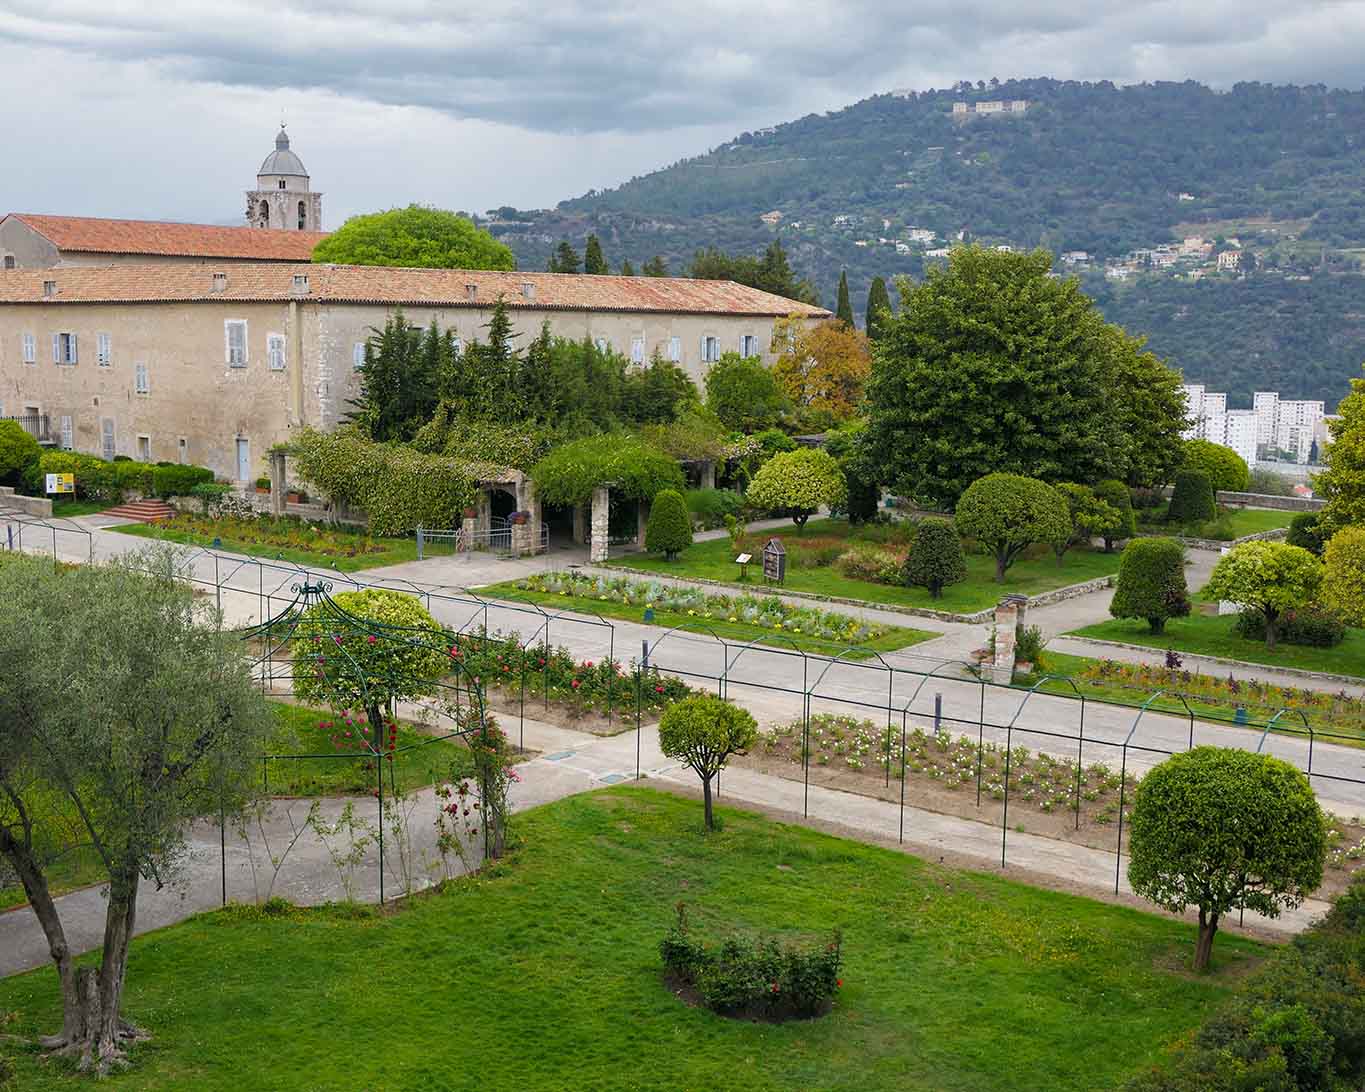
[[952, 100, 1029, 118], [1182, 384, 1326, 465], [1216, 250, 1242, 271], [759, 210, 783, 225]]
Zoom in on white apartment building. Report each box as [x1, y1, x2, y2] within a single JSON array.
[[1185, 384, 1327, 466], [1251, 391, 1325, 462], [1223, 411, 1259, 468]]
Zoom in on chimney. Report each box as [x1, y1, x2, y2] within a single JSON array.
[[465, 283, 477, 301], [521, 282, 535, 301], [291, 273, 310, 295], [211, 272, 228, 293], [42, 279, 56, 298]]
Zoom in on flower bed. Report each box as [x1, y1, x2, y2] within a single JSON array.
[[115, 511, 403, 564], [517, 571, 892, 646]]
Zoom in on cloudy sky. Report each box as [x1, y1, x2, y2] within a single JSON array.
[[3, 1, 1363, 227]]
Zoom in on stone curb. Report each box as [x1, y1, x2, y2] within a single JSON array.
[[1060, 636, 1365, 688], [592, 564, 1115, 626]]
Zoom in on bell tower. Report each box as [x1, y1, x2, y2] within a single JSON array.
[[245, 125, 323, 230]]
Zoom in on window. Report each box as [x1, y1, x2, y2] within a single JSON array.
[[267, 333, 286, 371], [258, 200, 269, 224], [97, 332, 112, 367], [667, 336, 682, 363], [594, 336, 610, 353], [2, 255, 14, 269], [278, 180, 286, 189], [22, 333, 35, 364], [52, 332, 78, 365], [225, 320, 247, 367], [353, 341, 366, 370], [137, 435, 151, 462], [59, 416, 73, 450], [177, 437, 189, 464], [101, 418, 116, 461], [740, 334, 758, 357], [452, 336, 463, 356], [701, 335, 720, 363], [134, 362, 149, 394], [630, 336, 645, 365], [297, 201, 307, 230]]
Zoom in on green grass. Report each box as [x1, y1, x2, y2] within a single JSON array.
[[0, 788, 1263, 1091], [607, 519, 1121, 613], [109, 522, 421, 572], [1069, 598, 1365, 680], [49, 497, 113, 517], [480, 581, 939, 656], [1222, 508, 1295, 536]]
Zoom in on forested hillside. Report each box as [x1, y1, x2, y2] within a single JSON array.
[[490, 78, 1365, 407]]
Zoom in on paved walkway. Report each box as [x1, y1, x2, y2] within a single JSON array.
[[0, 710, 1329, 980]]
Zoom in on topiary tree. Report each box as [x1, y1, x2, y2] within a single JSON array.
[[311, 204, 515, 270], [1109, 537, 1190, 633], [0, 420, 41, 489], [746, 448, 847, 529], [1168, 469, 1216, 526], [1094, 479, 1137, 552], [1204, 541, 1324, 650], [1286, 512, 1326, 556], [841, 451, 881, 524], [1182, 438, 1250, 493], [903, 519, 966, 599], [1128, 747, 1326, 971], [1051, 483, 1122, 564], [645, 488, 693, 560], [953, 472, 1071, 582], [1322, 525, 1365, 627], [658, 695, 757, 830]]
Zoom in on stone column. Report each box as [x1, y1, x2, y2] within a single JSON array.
[[699, 459, 716, 490], [476, 489, 491, 532], [590, 486, 611, 563], [989, 594, 1028, 685], [636, 499, 650, 549], [573, 504, 587, 545], [516, 478, 541, 555], [269, 450, 287, 517]]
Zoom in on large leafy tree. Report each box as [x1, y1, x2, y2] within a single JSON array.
[[1322, 525, 1365, 626], [770, 317, 871, 422], [0, 550, 273, 1072], [1316, 364, 1365, 532], [954, 472, 1071, 581], [620, 356, 698, 425], [704, 352, 789, 432], [1183, 438, 1250, 493], [1204, 541, 1323, 650], [1107, 328, 1190, 487], [658, 696, 757, 830], [312, 205, 514, 270], [863, 246, 1149, 508], [864, 276, 892, 342], [1129, 747, 1325, 970]]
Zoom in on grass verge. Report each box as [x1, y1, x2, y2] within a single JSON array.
[[0, 787, 1263, 1091], [109, 520, 420, 572]]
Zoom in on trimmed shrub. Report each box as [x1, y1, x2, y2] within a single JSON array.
[[1323, 524, 1365, 626], [903, 519, 966, 599], [0, 420, 41, 487], [190, 481, 234, 515], [36, 451, 121, 501], [835, 545, 904, 585], [746, 448, 847, 529], [1094, 479, 1137, 551], [1167, 469, 1216, 526], [1183, 438, 1250, 493], [752, 428, 797, 458], [151, 464, 214, 499], [645, 489, 693, 560], [1287, 511, 1327, 556], [684, 488, 745, 530], [842, 467, 881, 524], [1233, 604, 1345, 647], [1109, 537, 1190, 633]]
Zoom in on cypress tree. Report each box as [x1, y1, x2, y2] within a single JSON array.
[[835, 271, 854, 327], [584, 234, 607, 275], [551, 239, 581, 274], [865, 276, 892, 340], [643, 255, 669, 277], [1168, 470, 1216, 526], [620, 258, 635, 276]]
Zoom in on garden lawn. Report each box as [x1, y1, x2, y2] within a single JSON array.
[[607, 519, 1121, 614], [1221, 507, 1296, 536], [1069, 597, 1365, 680], [0, 788, 1263, 1092], [50, 497, 113, 518], [479, 579, 939, 657], [110, 519, 420, 572]]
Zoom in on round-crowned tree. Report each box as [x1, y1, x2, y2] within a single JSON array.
[[1182, 438, 1250, 493], [1129, 747, 1326, 970], [904, 519, 967, 599], [1321, 525, 1365, 627], [746, 448, 847, 528], [658, 696, 758, 830], [1204, 541, 1323, 650], [953, 473, 1071, 582], [1109, 537, 1190, 633], [645, 488, 693, 560], [1168, 469, 1216, 526], [1093, 479, 1137, 552], [0, 420, 41, 489]]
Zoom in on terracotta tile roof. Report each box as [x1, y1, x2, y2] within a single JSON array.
[[0, 262, 830, 318], [3, 214, 328, 261]]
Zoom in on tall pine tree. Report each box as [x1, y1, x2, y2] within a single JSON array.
[[643, 255, 669, 277], [835, 271, 854, 327], [619, 258, 635, 276], [865, 276, 892, 341], [549, 239, 581, 274], [584, 234, 608, 274]]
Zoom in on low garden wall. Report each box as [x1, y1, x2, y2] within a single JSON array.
[[1172, 526, 1289, 552], [1217, 490, 1323, 512], [0, 486, 52, 517]]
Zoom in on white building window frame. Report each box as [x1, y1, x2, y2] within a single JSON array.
[[101, 418, 116, 461], [740, 334, 759, 358], [630, 336, 645, 365], [52, 332, 78, 365], [59, 415, 73, 450], [177, 436, 189, 465], [136, 434, 151, 462], [134, 362, 150, 395], [225, 319, 248, 368], [667, 336, 682, 363], [353, 341, 366, 370], [267, 333, 286, 372], [594, 335, 610, 353], [701, 335, 720, 364], [97, 332, 112, 367], [21, 333, 36, 364]]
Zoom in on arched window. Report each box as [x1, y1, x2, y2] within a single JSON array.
[[258, 200, 270, 226], [297, 201, 307, 230], [278, 180, 286, 189]]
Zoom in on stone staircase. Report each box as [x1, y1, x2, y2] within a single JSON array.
[[101, 498, 176, 523]]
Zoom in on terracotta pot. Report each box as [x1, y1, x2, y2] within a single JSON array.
[[463, 507, 477, 519], [255, 487, 270, 495], [287, 492, 301, 504]]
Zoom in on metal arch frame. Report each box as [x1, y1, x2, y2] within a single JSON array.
[[0, 505, 95, 565], [805, 646, 901, 786], [1257, 707, 1316, 779]]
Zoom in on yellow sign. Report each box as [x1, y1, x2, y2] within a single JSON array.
[[45, 473, 74, 495]]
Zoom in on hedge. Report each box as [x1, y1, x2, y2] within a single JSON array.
[[530, 433, 684, 507], [1168, 469, 1216, 525], [35, 453, 215, 503]]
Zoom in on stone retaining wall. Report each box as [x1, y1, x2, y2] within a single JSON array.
[[0, 486, 52, 517], [1173, 527, 1289, 552], [1217, 491, 1323, 512]]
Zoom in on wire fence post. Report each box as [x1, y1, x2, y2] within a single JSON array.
[[636, 639, 646, 781], [416, 525, 424, 561], [898, 710, 907, 844], [975, 677, 986, 807], [1115, 742, 1130, 895], [376, 713, 385, 905], [1075, 697, 1085, 831], [884, 670, 894, 787], [1000, 720, 1013, 868]]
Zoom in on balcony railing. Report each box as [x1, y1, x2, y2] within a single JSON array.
[[2, 414, 53, 443]]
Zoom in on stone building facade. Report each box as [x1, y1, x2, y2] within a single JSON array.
[[0, 262, 829, 483], [245, 128, 324, 232]]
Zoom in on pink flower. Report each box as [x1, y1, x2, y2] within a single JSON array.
[[367, 635, 377, 645], [584, 660, 594, 669], [571, 679, 581, 689]]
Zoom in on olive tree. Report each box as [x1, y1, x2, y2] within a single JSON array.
[[1128, 747, 1325, 971], [953, 472, 1071, 582], [658, 696, 757, 830], [0, 549, 273, 1072], [1093, 480, 1136, 552], [1204, 541, 1323, 650], [746, 448, 847, 528], [1051, 483, 1121, 563]]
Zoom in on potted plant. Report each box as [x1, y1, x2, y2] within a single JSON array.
[[510, 510, 528, 526], [286, 484, 302, 504], [255, 476, 271, 495], [463, 506, 477, 520]]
